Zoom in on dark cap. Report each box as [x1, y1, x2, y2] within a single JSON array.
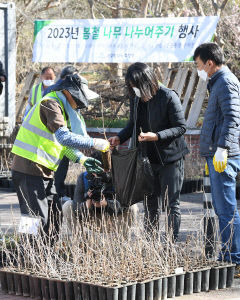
[[58, 74, 99, 109], [60, 65, 78, 79]]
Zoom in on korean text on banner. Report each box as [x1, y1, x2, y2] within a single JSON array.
[[33, 16, 219, 63]]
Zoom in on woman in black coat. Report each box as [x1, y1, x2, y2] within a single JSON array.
[[109, 62, 189, 241]]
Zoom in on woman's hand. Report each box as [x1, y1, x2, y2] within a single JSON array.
[[138, 131, 158, 142], [108, 136, 120, 149], [85, 199, 92, 209], [93, 196, 108, 208]]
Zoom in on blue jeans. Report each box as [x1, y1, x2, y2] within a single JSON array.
[[206, 156, 240, 264]]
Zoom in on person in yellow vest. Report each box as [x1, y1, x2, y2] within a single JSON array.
[[12, 73, 109, 239], [23, 66, 56, 119]]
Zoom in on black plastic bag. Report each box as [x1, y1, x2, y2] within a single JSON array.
[[111, 143, 154, 207]]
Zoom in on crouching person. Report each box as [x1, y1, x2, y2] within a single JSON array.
[[63, 152, 138, 236]]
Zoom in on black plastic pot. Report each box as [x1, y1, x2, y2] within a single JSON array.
[[98, 285, 108, 300], [106, 286, 119, 300], [13, 272, 23, 296], [0, 269, 8, 293], [184, 271, 193, 295], [146, 280, 154, 300], [21, 273, 30, 297], [118, 285, 128, 300], [127, 283, 136, 300], [226, 264, 236, 288], [193, 270, 202, 293], [73, 281, 82, 300], [197, 179, 203, 191], [33, 276, 43, 300], [218, 266, 227, 289], [153, 278, 162, 300], [161, 277, 168, 300], [209, 267, 219, 290], [80, 283, 90, 300], [175, 273, 185, 297], [56, 279, 66, 300], [41, 277, 50, 300], [201, 268, 210, 292], [6, 271, 15, 295], [49, 278, 58, 300], [167, 275, 176, 298], [29, 274, 35, 298], [191, 180, 198, 192], [136, 282, 145, 300], [89, 284, 98, 300], [64, 281, 74, 300]]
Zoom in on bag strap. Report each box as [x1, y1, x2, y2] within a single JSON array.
[[131, 96, 139, 149]]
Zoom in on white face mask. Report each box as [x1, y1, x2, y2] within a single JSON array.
[[132, 87, 141, 98], [197, 69, 208, 81], [43, 79, 54, 87]]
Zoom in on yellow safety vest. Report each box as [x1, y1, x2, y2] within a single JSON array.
[[12, 92, 67, 171], [31, 82, 43, 106]]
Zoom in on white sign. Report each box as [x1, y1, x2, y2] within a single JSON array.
[[18, 215, 41, 235], [33, 16, 219, 63]]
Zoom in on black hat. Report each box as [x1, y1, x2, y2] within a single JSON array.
[[57, 74, 99, 109], [60, 65, 78, 79]]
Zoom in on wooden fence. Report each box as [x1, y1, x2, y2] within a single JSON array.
[[16, 67, 208, 128]]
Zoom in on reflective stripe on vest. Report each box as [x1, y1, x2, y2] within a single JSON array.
[[22, 107, 58, 143], [12, 92, 66, 171], [14, 139, 61, 166], [31, 83, 43, 106]]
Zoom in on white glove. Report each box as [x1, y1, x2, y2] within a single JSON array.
[[93, 138, 110, 152], [213, 147, 228, 173]]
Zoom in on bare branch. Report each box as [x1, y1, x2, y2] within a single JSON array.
[[220, 0, 230, 10], [140, 0, 149, 17], [88, 0, 95, 19], [189, 0, 205, 16], [94, 0, 139, 13], [211, 0, 230, 16]]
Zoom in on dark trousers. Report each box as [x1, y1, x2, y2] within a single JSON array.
[[144, 158, 184, 241], [54, 156, 69, 197], [12, 170, 62, 238]]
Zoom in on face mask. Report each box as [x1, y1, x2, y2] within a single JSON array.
[[197, 69, 208, 81], [132, 87, 141, 98], [43, 79, 54, 87]]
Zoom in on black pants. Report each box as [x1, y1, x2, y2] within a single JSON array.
[[144, 158, 184, 241], [12, 170, 62, 238], [54, 156, 69, 197]]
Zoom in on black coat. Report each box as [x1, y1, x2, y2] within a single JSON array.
[[0, 61, 6, 95], [118, 86, 189, 165]]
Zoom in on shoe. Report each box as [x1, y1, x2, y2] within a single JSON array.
[[234, 264, 240, 278], [60, 195, 72, 204]]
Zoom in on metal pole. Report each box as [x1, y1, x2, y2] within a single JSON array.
[[4, 7, 8, 117], [203, 170, 216, 257]]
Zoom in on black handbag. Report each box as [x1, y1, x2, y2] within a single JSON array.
[[111, 97, 154, 207]]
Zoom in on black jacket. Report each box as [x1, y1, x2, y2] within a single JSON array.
[[0, 61, 6, 79], [118, 86, 189, 165], [0, 61, 6, 95]]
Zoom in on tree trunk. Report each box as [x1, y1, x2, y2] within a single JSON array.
[[139, 0, 149, 17], [109, 0, 123, 80]]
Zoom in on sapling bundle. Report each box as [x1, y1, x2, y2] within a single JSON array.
[[0, 206, 235, 287]]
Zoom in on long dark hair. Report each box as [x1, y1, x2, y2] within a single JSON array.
[[125, 62, 159, 101]]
